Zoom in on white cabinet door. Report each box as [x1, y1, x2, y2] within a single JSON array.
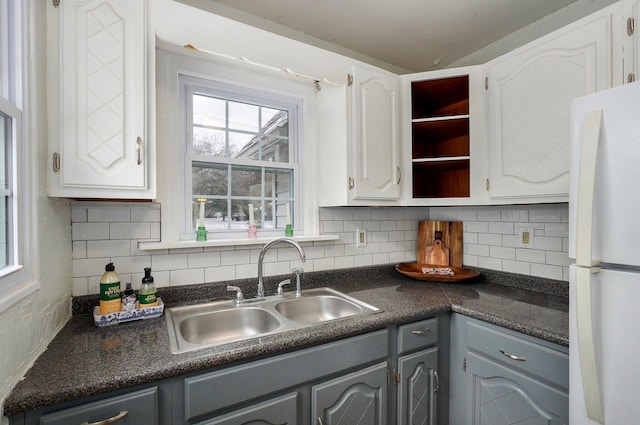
[[316, 65, 400, 206], [349, 65, 400, 200], [485, 7, 615, 203], [48, 0, 155, 199]]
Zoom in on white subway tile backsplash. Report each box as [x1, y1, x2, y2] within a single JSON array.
[[72, 223, 110, 241], [86, 240, 131, 258], [70, 202, 569, 296]]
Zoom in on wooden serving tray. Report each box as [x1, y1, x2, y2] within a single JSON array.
[[395, 262, 480, 283]]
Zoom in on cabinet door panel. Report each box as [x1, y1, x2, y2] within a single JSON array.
[[468, 353, 568, 425], [351, 66, 400, 200], [486, 10, 613, 201], [397, 348, 438, 425], [51, 0, 154, 198], [312, 362, 387, 425]]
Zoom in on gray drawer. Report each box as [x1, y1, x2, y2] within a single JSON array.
[[467, 320, 568, 389], [39, 387, 157, 425], [397, 318, 438, 354]]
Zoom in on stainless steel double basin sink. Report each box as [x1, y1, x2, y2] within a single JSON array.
[[165, 287, 381, 354]]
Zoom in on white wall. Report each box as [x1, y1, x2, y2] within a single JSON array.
[[70, 202, 569, 296], [0, 1, 72, 422]]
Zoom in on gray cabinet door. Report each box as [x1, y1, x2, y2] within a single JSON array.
[[311, 362, 387, 425], [197, 392, 299, 425], [467, 353, 568, 425], [397, 348, 438, 425]]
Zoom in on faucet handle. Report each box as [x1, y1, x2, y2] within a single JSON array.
[[291, 267, 304, 276], [227, 286, 244, 304], [277, 279, 291, 296]]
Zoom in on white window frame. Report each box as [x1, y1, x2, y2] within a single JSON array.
[[179, 75, 302, 240], [0, 0, 36, 313], [155, 48, 321, 246]]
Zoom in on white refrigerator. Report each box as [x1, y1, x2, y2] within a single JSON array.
[[569, 80, 640, 425]]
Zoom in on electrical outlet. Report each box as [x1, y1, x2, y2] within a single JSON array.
[[518, 226, 534, 248], [356, 228, 367, 247]]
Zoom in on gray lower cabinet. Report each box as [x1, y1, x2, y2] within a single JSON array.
[[36, 387, 161, 425], [311, 362, 388, 425], [449, 314, 569, 425], [394, 318, 441, 425]]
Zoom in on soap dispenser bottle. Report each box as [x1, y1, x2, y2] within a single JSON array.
[[121, 283, 137, 311], [99, 263, 121, 314], [138, 267, 158, 308]]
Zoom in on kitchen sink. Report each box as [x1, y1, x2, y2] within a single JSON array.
[[274, 295, 365, 324], [165, 287, 380, 354]]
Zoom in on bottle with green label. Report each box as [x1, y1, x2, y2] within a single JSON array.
[[99, 263, 121, 314], [138, 267, 158, 308]]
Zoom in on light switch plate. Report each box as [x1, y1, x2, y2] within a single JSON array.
[[356, 228, 367, 247], [518, 226, 534, 248]]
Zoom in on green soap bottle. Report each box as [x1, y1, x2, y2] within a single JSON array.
[[138, 267, 158, 308], [99, 263, 121, 314]]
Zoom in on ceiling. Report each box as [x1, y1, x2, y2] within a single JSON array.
[[191, 0, 580, 73]]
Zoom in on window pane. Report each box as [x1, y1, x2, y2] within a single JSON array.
[[265, 168, 292, 198], [229, 132, 257, 159], [192, 163, 228, 196], [262, 136, 289, 163], [231, 166, 261, 197], [193, 94, 225, 128], [229, 101, 259, 132], [0, 114, 6, 189], [193, 127, 226, 156], [275, 201, 293, 230], [0, 112, 10, 268], [261, 107, 282, 128], [192, 199, 229, 231]]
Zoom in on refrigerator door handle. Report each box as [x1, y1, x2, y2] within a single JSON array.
[[575, 109, 602, 268], [576, 266, 605, 424]]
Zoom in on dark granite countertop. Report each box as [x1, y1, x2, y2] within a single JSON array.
[[4, 265, 568, 416]]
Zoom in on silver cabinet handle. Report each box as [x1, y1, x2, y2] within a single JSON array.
[[396, 166, 401, 184], [411, 328, 431, 336], [499, 349, 527, 362], [318, 418, 325, 425], [80, 410, 128, 425], [136, 137, 142, 165], [348, 177, 354, 189], [433, 370, 440, 394]]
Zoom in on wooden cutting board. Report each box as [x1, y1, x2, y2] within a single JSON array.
[[417, 221, 463, 267]]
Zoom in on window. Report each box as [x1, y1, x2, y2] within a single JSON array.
[[0, 0, 34, 312], [180, 75, 301, 239]]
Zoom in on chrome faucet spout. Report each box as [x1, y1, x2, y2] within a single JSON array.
[[257, 238, 306, 298]]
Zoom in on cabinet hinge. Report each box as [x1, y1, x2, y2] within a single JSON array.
[[53, 152, 61, 172], [348, 176, 354, 190], [629, 73, 637, 84], [463, 357, 467, 372], [628, 18, 635, 36], [52, 0, 60, 7], [485, 77, 488, 90], [347, 73, 353, 87], [394, 371, 401, 384]]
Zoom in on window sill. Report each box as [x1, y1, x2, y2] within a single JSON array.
[[138, 234, 339, 251]]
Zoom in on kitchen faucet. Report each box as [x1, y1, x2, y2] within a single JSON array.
[[257, 238, 306, 299]]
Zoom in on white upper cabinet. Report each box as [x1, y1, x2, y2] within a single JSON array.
[[47, 0, 155, 199], [316, 65, 400, 206], [485, 4, 619, 203], [400, 66, 487, 206], [622, 0, 640, 84]]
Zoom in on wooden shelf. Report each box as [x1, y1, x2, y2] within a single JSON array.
[[410, 75, 471, 199]]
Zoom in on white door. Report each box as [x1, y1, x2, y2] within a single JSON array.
[[569, 81, 640, 267], [570, 266, 640, 425]]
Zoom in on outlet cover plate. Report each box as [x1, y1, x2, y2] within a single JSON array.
[[518, 226, 534, 248]]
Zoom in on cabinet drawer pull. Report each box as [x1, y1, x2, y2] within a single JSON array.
[[433, 370, 440, 394], [499, 349, 527, 361], [411, 328, 431, 336], [79, 410, 128, 425]]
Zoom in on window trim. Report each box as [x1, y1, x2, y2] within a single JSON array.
[[155, 47, 320, 247], [0, 0, 36, 314], [179, 75, 302, 240]]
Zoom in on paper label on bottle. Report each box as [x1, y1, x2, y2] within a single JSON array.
[[100, 281, 121, 301], [139, 292, 158, 307]]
